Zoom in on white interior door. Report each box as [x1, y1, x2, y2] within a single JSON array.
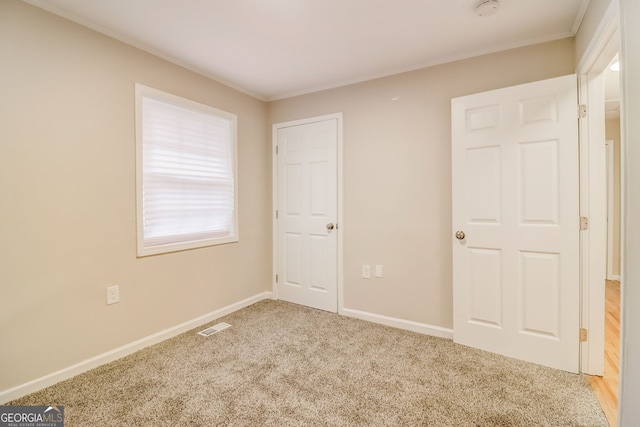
[[451, 74, 580, 373], [275, 116, 339, 313]]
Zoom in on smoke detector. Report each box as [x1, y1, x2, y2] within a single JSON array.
[[475, 0, 500, 16]]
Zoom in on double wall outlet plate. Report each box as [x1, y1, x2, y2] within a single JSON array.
[[363, 265, 383, 279]]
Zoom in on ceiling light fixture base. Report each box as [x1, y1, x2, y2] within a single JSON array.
[[475, 0, 500, 17]]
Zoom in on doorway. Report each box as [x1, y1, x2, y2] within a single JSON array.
[[576, 4, 621, 417], [587, 54, 622, 427], [604, 56, 622, 283]]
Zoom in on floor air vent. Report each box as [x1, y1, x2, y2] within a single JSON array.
[[198, 322, 231, 337]]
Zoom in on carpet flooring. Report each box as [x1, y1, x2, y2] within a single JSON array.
[[10, 300, 607, 426]]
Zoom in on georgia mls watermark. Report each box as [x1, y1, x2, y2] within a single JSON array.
[[0, 406, 64, 427]]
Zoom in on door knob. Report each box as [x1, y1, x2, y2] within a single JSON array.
[[326, 223, 335, 231], [455, 230, 465, 240]]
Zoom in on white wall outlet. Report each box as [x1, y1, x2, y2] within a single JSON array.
[[362, 265, 371, 279], [106, 285, 119, 305], [375, 264, 383, 278]]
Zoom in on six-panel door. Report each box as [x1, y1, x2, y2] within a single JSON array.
[[276, 118, 338, 313], [452, 75, 580, 372]]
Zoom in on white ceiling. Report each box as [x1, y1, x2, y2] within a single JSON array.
[[25, 0, 590, 101]]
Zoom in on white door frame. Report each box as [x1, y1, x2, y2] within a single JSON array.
[[272, 113, 345, 313], [576, 0, 619, 376]]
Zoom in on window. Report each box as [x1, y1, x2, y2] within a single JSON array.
[[135, 84, 238, 256]]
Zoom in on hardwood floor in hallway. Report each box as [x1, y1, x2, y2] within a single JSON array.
[[587, 280, 620, 426]]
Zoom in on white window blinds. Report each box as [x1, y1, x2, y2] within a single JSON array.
[[136, 84, 238, 256]]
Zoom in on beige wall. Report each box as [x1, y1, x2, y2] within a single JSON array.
[[269, 39, 576, 328], [0, 1, 271, 392], [605, 118, 621, 277], [574, 0, 615, 68]]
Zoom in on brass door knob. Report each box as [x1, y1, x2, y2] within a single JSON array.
[[455, 230, 465, 240]]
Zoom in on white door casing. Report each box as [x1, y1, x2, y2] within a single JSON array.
[[451, 75, 580, 373], [274, 115, 341, 313]]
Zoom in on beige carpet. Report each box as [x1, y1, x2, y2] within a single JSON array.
[[10, 300, 607, 426]]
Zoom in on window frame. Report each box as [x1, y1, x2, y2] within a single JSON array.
[[135, 83, 239, 257]]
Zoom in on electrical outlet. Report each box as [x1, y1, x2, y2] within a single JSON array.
[[375, 265, 383, 278], [362, 265, 371, 279], [106, 285, 119, 305]]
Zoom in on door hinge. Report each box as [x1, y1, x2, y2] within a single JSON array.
[[578, 104, 587, 119], [275, 274, 279, 283], [276, 210, 279, 219], [276, 145, 279, 155], [579, 328, 588, 342], [580, 216, 589, 231]]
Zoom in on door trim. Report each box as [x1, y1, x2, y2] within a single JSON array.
[[576, 1, 619, 375], [272, 113, 344, 313]]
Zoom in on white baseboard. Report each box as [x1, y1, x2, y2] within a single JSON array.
[[0, 291, 273, 404], [341, 307, 453, 340]]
